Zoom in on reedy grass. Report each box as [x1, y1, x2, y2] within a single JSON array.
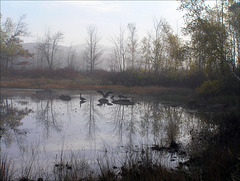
[[1, 138, 239, 181], [0, 154, 15, 181]]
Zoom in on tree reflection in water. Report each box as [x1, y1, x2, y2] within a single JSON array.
[[0, 91, 220, 174], [110, 104, 126, 145], [82, 93, 102, 142], [109, 102, 137, 145], [106, 99, 220, 167], [114, 100, 179, 148], [35, 98, 62, 139], [0, 97, 31, 151]]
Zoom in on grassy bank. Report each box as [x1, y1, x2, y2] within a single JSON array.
[[2, 76, 240, 108], [1, 77, 196, 103]]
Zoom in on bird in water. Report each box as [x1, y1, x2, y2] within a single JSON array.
[[97, 90, 113, 98], [118, 95, 127, 99], [80, 93, 86, 101], [97, 98, 113, 106]]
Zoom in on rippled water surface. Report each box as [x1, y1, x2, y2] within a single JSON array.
[[0, 89, 218, 174]]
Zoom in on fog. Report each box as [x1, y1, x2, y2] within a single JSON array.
[[2, 1, 186, 46]]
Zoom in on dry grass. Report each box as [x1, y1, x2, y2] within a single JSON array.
[[1, 77, 195, 105], [1, 77, 193, 96]]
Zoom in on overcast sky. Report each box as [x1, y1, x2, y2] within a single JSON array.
[[2, 1, 191, 46]]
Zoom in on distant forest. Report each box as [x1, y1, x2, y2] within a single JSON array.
[[1, 0, 240, 94]]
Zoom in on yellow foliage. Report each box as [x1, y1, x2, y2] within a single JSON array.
[[197, 79, 223, 96]]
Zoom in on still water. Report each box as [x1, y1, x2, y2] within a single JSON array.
[[0, 89, 218, 176]]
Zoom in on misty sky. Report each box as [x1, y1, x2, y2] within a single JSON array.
[[2, 1, 190, 46]]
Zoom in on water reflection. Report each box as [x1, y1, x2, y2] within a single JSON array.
[[0, 97, 31, 150], [0, 91, 219, 171], [82, 93, 101, 141], [79, 100, 86, 107], [35, 99, 62, 138]]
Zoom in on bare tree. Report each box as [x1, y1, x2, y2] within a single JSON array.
[[83, 25, 103, 72], [141, 18, 167, 75], [127, 23, 139, 70], [66, 44, 76, 70], [35, 29, 63, 70], [110, 25, 128, 72], [152, 18, 165, 74]]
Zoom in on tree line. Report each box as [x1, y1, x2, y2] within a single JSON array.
[[1, 0, 239, 93]]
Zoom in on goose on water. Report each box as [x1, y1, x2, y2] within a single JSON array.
[[97, 90, 113, 98], [118, 95, 127, 99], [80, 93, 86, 101], [97, 98, 113, 106]]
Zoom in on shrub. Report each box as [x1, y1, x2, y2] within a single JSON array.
[[197, 79, 223, 96]]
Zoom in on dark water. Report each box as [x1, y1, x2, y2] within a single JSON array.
[[0, 89, 219, 176]]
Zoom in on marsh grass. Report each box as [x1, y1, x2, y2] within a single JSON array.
[[5, 143, 186, 181], [0, 154, 15, 181], [16, 142, 48, 181], [2, 140, 240, 181], [1, 77, 195, 104], [52, 148, 89, 180], [95, 145, 188, 181]]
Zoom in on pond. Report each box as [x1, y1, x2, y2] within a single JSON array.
[[0, 89, 219, 178]]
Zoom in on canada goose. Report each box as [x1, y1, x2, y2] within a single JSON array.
[[97, 90, 113, 98], [97, 98, 113, 106], [98, 98, 109, 104], [118, 95, 127, 99], [80, 93, 86, 101]]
